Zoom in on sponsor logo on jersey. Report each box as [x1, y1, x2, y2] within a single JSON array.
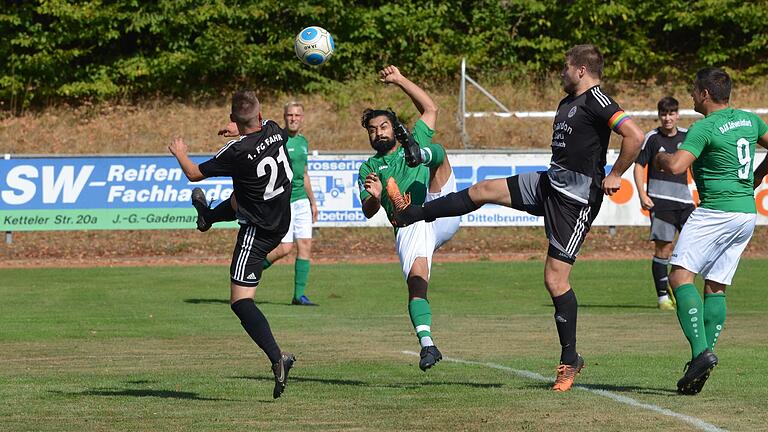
[[568, 106, 577, 118], [718, 119, 752, 134]]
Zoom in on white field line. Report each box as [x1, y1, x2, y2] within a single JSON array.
[[402, 351, 726, 432]]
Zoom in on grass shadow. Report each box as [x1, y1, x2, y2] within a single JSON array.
[[50, 388, 235, 401], [236, 375, 503, 390], [524, 381, 676, 396], [184, 298, 288, 306], [579, 304, 657, 310], [184, 298, 229, 305]]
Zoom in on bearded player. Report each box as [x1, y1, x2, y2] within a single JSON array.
[[358, 65, 459, 371]]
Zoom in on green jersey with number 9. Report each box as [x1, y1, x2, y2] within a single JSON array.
[[679, 108, 768, 213]]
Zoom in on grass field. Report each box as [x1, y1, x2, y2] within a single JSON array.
[[1, 260, 766, 431]]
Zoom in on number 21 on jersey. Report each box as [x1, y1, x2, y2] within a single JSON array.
[[257, 146, 293, 199]]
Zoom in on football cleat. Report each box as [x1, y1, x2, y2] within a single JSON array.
[[385, 177, 412, 226], [291, 295, 318, 306], [677, 349, 718, 395], [658, 299, 675, 311], [191, 187, 212, 232], [272, 352, 296, 399], [419, 345, 442, 371], [394, 121, 422, 167], [552, 354, 584, 392]]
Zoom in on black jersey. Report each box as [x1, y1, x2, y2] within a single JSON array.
[[549, 85, 628, 205], [199, 119, 293, 231], [635, 127, 694, 211]]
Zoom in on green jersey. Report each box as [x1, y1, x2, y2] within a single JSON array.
[[358, 119, 434, 221], [286, 134, 309, 203], [679, 107, 768, 213]]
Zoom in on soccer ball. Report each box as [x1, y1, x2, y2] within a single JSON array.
[[294, 26, 335, 66]]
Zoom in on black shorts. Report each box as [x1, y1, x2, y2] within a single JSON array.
[[507, 171, 601, 264], [230, 224, 287, 287], [649, 205, 695, 242]]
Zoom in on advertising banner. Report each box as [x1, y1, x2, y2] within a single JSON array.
[[2, 152, 767, 231]]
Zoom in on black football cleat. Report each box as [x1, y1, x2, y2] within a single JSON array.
[[272, 353, 296, 399], [419, 345, 442, 371], [394, 122, 422, 167], [191, 187, 212, 232], [677, 349, 718, 395]]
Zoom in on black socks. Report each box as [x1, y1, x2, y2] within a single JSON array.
[[552, 289, 578, 365], [423, 188, 480, 221], [209, 197, 237, 224], [231, 298, 281, 364]]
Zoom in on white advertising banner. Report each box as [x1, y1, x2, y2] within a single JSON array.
[[308, 151, 768, 227]]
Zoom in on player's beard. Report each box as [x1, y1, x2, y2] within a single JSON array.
[[372, 137, 396, 155]]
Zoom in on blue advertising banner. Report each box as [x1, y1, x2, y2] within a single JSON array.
[[2, 152, 767, 231]]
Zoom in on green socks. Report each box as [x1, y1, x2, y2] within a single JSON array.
[[293, 258, 310, 300], [408, 298, 433, 347], [703, 293, 726, 351], [420, 143, 445, 168], [674, 283, 708, 359], [262, 258, 273, 270]]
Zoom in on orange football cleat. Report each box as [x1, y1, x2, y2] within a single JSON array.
[[386, 177, 411, 213], [552, 355, 584, 392]]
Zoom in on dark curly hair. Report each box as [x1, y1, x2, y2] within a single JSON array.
[[360, 108, 398, 129]]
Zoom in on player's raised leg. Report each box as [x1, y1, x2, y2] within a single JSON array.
[[393, 177, 512, 226], [191, 190, 236, 232]]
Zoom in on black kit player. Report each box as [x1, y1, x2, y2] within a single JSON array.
[[632, 96, 695, 310], [392, 44, 644, 391], [169, 90, 296, 399]]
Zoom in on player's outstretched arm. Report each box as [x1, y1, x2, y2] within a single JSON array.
[[654, 149, 696, 176], [218, 122, 239, 137], [169, 137, 205, 181], [379, 65, 438, 129], [602, 118, 644, 195]]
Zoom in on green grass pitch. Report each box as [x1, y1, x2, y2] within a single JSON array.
[[1, 260, 766, 431]]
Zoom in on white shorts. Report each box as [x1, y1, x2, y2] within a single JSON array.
[[281, 198, 313, 243], [395, 173, 461, 280], [670, 207, 756, 285]]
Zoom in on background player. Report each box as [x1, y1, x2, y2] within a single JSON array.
[[261, 102, 319, 306], [632, 96, 694, 310], [170, 90, 296, 399], [192, 102, 319, 306], [358, 65, 459, 371], [655, 67, 768, 395], [393, 45, 644, 391]]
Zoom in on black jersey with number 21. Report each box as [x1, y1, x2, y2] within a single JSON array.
[[199, 119, 294, 231]]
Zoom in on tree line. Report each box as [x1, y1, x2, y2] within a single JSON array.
[[2, 0, 767, 111]]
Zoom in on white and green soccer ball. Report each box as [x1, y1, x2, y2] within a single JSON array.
[[294, 26, 335, 66]]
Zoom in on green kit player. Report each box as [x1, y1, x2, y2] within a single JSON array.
[[261, 102, 319, 306], [655, 67, 768, 395], [358, 65, 459, 371]]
